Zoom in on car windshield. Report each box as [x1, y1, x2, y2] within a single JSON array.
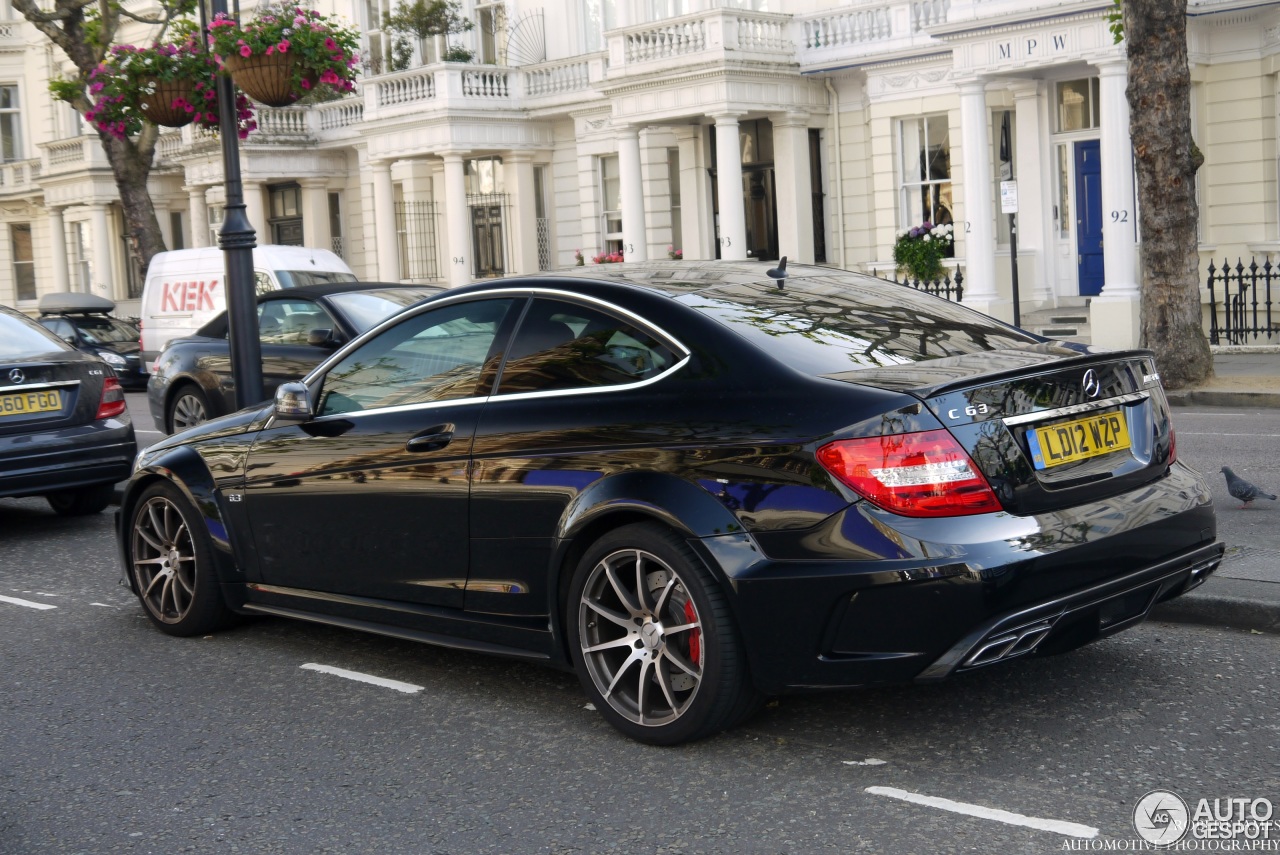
[[1, 313, 71, 358], [70, 315, 138, 345], [276, 270, 359, 288], [676, 276, 1038, 375], [326, 288, 439, 333]]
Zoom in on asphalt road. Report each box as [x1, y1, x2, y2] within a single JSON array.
[[1, 399, 1277, 854]]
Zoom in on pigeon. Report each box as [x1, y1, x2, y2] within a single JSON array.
[[1221, 466, 1277, 509]]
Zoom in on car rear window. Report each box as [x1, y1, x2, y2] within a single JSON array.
[[326, 288, 438, 332], [0, 312, 71, 358], [277, 270, 359, 288], [69, 315, 138, 344], [675, 275, 1038, 375]]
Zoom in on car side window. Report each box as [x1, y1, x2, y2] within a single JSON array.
[[318, 298, 514, 417], [254, 272, 276, 295], [495, 299, 677, 396], [257, 299, 336, 346]]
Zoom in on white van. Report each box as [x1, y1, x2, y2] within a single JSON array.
[[139, 245, 356, 370]]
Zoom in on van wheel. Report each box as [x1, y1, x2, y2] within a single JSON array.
[[167, 386, 209, 434]]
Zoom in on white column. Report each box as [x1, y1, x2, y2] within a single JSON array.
[[89, 203, 114, 300], [1011, 82, 1053, 305], [241, 180, 267, 244], [370, 159, 400, 281], [673, 126, 707, 259], [156, 202, 173, 251], [48, 206, 70, 293], [1092, 57, 1142, 350], [771, 112, 815, 264], [714, 113, 747, 261], [507, 153, 541, 274], [442, 151, 472, 287], [300, 178, 332, 252], [958, 80, 1007, 320], [187, 186, 209, 248], [616, 126, 648, 262]]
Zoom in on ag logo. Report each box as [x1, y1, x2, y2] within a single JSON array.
[[1133, 789, 1190, 845]]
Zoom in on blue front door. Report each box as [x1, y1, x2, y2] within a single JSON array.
[[1075, 140, 1104, 296]]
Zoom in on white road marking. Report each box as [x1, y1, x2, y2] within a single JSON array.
[[90, 603, 119, 608], [299, 663, 423, 694], [0, 594, 57, 611], [843, 758, 887, 766], [865, 786, 1099, 839]]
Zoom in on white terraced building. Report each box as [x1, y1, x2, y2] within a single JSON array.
[[0, 0, 1275, 348]]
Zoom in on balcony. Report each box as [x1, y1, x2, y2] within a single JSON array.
[[797, 0, 951, 70], [606, 8, 797, 78], [0, 158, 40, 195]]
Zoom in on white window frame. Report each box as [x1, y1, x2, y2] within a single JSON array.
[[599, 154, 622, 254], [0, 84, 21, 162], [897, 114, 952, 230]]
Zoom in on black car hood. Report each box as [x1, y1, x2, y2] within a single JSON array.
[[96, 340, 141, 356]]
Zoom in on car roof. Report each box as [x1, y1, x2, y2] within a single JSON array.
[[490, 260, 841, 297]]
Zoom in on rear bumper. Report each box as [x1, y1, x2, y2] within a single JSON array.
[[705, 463, 1219, 695], [0, 418, 136, 499]]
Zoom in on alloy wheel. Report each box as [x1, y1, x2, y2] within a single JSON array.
[[577, 547, 704, 727], [171, 393, 207, 431], [131, 495, 198, 624]]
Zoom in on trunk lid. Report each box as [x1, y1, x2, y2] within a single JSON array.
[[825, 348, 1176, 515]]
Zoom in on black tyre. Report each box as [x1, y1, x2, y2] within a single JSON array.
[[567, 523, 758, 745], [127, 481, 232, 636], [167, 385, 209, 434], [45, 482, 114, 516]]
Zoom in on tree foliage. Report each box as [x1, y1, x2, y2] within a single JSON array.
[[13, 0, 198, 274], [382, 0, 473, 67]]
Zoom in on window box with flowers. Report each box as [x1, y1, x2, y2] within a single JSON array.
[[72, 40, 256, 141], [209, 5, 360, 107], [592, 251, 624, 264], [892, 221, 954, 282]]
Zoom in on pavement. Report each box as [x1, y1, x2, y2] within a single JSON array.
[[113, 350, 1280, 638], [1152, 348, 1280, 633]]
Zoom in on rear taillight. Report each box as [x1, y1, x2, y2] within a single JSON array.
[[816, 429, 1002, 517], [95, 376, 127, 420], [1168, 426, 1177, 463]]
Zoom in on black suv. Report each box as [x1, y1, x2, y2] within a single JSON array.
[[36, 293, 148, 389]]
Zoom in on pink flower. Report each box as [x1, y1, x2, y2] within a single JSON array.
[[324, 37, 337, 51], [277, 40, 290, 53], [266, 44, 275, 55], [300, 78, 311, 89], [239, 44, 252, 58]]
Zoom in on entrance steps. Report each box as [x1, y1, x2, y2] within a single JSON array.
[[1019, 298, 1092, 345]]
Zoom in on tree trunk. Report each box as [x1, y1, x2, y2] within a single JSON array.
[[101, 133, 166, 275], [1123, 0, 1213, 389]]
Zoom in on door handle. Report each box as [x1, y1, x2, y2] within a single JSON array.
[[406, 424, 455, 452]]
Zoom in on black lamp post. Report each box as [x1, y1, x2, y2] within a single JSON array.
[[204, 0, 263, 409]]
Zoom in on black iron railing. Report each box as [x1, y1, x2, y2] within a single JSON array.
[[1205, 257, 1279, 345], [870, 266, 965, 302]]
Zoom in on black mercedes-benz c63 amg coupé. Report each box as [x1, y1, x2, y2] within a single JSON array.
[[117, 262, 1221, 744]]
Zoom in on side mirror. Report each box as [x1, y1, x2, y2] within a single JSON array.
[[274, 382, 314, 421]]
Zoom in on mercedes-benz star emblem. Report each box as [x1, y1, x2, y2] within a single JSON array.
[[1082, 368, 1101, 399], [8, 368, 24, 385]]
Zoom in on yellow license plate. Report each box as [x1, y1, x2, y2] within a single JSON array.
[[1028, 410, 1130, 470], [0, 389, 63, 417]]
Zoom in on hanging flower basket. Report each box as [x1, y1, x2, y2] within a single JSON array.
[[138, 78, 197, 127], [223, 51, 318, 107], [209, 6, 360, 106]]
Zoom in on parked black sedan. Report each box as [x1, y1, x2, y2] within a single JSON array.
[[147, 282, 440, 433], [118, 262, 1221, 744], [2, 305, 136, 515], [36, 292, 148, 389]]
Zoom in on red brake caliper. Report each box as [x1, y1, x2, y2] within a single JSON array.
[[683, 599, 701, 664]]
